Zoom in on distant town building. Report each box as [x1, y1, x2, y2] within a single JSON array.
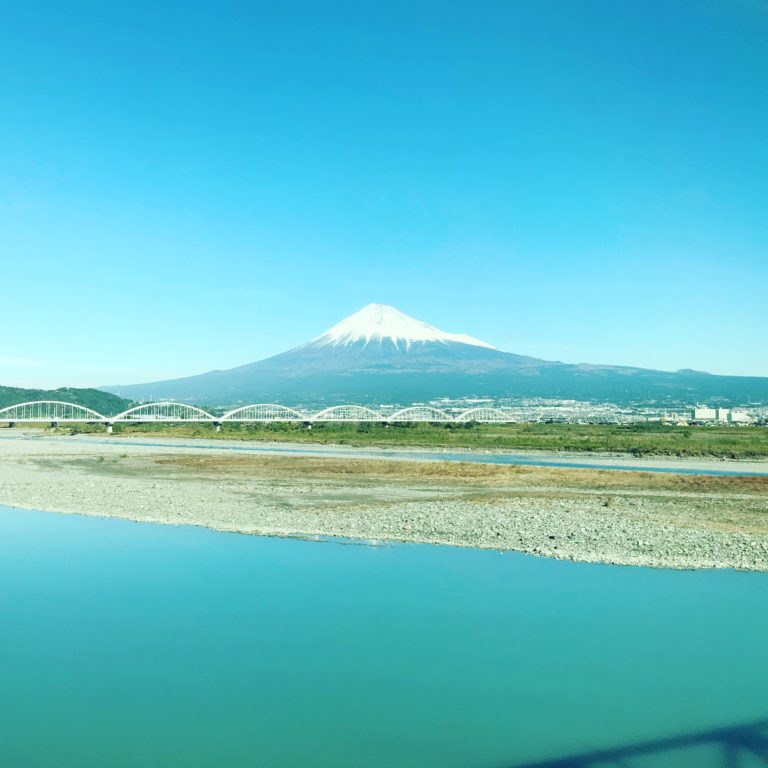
[[691, 406, 753, 424]]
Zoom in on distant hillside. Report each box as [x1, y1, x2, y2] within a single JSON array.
[[0, 386, 134, 416]]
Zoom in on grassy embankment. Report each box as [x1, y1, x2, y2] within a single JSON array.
[[54, 420, 768, 458]]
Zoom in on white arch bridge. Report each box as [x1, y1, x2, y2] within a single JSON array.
[[0, 400, 517, 431]]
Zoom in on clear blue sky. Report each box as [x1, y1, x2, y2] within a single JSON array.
[[2, 0, 766, 388]]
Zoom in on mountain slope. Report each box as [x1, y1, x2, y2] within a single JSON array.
[[101, 304, 768, 406], [0, 386, 133, 415]]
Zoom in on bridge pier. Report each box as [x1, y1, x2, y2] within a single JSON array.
[[105, 422, 113, 434], [214, 421, 221, 433], [7, 421, 14, 428], [303, 421, 312, 429], [50, 421, 58, 428]]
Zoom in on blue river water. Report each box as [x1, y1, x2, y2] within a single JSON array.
[[1, 505, 767, 767]]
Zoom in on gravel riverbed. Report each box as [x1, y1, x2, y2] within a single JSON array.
[[1, 432, 767, 571]]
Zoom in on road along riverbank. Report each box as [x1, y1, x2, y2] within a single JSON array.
[[1, 432, 766, 570]]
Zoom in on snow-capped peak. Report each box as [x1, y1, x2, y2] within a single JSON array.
[[310, 303, 496, 351]]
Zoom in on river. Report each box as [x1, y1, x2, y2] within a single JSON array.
[[1, 505, 766, 767]]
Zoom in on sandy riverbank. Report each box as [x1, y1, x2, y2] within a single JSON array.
[[28, 430, 768, 474], [1, 432, 767, 570]]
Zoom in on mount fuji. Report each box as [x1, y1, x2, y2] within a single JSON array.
[[310, 303, 497, 351], [101, 304, 768, 406]]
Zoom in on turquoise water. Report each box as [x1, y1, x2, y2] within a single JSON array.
[[1, 505, 767, 767]]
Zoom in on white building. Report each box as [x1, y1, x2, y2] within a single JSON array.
[[693, 406, 717, 421], [692, 406, 753, 424]]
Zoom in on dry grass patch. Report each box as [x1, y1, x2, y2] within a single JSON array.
[[153, 454, 768, 496]]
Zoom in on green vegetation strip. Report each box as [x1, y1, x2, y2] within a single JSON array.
[[0, 386, 133, 415], [58, 420, 768, 458]]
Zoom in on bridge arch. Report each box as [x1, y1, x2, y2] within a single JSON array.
[[114, 402, 215, 422], [221, 404, 307, 422], [388, 406, 452, 422], [454, 407, 513, 423], [0, 400, 107, 422], [310, 405, 382, 422]]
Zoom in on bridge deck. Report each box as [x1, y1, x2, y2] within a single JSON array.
[[0, 400, 517, 424]]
